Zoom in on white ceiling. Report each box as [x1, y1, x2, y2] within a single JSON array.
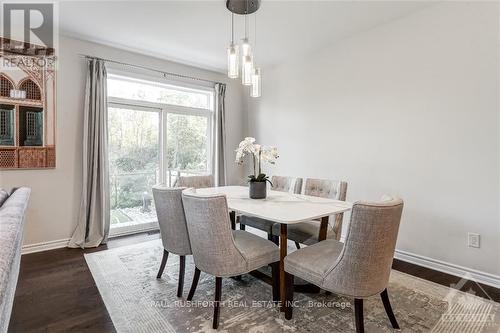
[[59, 1, 431, 73]]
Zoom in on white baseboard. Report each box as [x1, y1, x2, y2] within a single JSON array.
[[395, 249, 500, 289], [22, 238, 70, 255], [21, 224, 160, 254]]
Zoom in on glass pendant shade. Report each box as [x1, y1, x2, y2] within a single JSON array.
[[251, 68, 261, 97], [242, 55, 253, 86], [227, 43, 239, 78], [241, 38, 251, 57]]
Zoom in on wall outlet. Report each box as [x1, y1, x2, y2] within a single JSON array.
[[468, 233, 480, 248]]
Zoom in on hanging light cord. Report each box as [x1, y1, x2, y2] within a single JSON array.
[[231, 13, 234, 44], [244, 13, 248, 39], [254, 12, 257, 57], [246, 0, 249, 38]]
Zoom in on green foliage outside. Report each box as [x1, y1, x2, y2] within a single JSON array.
[[108, 107, 208, 210], [166, 113, 207, 171]]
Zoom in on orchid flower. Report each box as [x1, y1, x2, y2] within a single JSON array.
[[260, 146, 279, 165], [235, 138, 279, 182], [235, 137, 257, 164]]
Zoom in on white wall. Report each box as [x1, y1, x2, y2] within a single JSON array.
[[247, 2, 500, 278], [0, 36, 246, 247]]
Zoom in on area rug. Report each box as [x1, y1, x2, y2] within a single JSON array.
[[85, 239, 500, 333]]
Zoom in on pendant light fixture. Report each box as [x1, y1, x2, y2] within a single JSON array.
[[241, 37, 251, 58], [227, 13, 239, 78], [226, 0, 262, 96], [251, 68, 261, 97], [242, 54, 253, 86], [241, 14, 253, 85], [250, 13, 262, 97], [250, 13, 261, 97]]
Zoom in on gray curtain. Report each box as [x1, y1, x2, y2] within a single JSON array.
[[68, 59, 110, 248], [214, 83, 227, 186]]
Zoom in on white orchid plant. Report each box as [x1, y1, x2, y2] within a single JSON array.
[[235, 137, 279, 184]]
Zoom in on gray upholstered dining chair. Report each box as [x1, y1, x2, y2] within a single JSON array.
[[284, 197, 404, 333], [181, 189, 280, 329], [240, 175, 302, 243], [176, 174, 214, 189], [176, 174, 240, 230], [152, 186, 192, 298], [273, 178, 347, 248]]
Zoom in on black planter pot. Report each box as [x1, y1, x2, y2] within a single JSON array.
[[249, 181, 267, 199]]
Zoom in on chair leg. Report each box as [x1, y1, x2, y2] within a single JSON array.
[[177, 255, 186, 297], [294, 242, 301, 250], [284, 272, 294, 320], [156, 250, 169, 279], [267, 233, 273, 241], [187, 267, 201, 301], [213, 277, 222, 329], [270, 262, 280, 302], [240, 223, 246, 230], [380, 289, 400, 329], [271, 235, 279, 246], [354, 298, 364, 333]]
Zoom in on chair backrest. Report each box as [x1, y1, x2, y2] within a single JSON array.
[[323, 197, 404, 298], [303, 178, 347, 200], [152, 186, 192, 256], [303, 178, 348, 240], [181, 189, 246, 276], [271, 176, 303, 194], [176, 175, 214, 189]]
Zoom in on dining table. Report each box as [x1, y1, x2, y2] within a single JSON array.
[[196, 185, 353, 307]]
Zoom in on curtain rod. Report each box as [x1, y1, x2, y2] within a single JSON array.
[[78, 54, 223, 85]]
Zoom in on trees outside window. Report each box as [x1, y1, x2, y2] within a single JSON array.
[[107, 73, 214, 233]]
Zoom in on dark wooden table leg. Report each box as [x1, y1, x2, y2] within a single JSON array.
[[271, 262, 280, 302], [279, 224, 287, 311], [230, 211, 236, 230], [318, 216, 329, 241]]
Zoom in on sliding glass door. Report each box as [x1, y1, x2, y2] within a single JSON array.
[[108, 105, 160, 234], [107, 72, 214, 236]]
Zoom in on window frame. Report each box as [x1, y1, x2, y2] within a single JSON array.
[[107, 70, 215, 110], [106, 70, 215, 236]]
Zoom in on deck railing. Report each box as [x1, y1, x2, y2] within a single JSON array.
[[110, 168, 208, 210]]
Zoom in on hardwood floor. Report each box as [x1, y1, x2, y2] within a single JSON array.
[[9, 232, 500, 332], [8, 232, 160, 333], [392, 259, 500, 303]]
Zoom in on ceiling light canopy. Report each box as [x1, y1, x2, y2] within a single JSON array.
[[226, 0, 261, 15]]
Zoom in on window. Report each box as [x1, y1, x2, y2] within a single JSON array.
[[107, 72, 214, 235], [108, 74, 211, 109], [108, 106, 160, 227]]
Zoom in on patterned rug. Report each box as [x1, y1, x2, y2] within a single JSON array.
[[85, 239, 500, 333]]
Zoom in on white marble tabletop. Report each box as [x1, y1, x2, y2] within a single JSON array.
[[195, 185, 352, 224]]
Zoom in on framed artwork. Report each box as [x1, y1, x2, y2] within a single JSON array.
[[0, 38, 56, 169]]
